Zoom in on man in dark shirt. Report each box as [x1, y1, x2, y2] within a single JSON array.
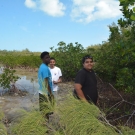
[[74, 55, 98, 105]]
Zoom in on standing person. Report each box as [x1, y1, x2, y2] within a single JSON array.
[[74, 55, 98, 105], [38, 51, 54, 114], [49, 57, 62, 100]]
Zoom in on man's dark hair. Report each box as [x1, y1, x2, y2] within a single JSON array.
[[40, 51, 49, 59], [50, 57, 55, 61], [82, 55, 93, 64]]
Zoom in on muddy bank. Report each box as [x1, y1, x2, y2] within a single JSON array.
[[0, 94, 38, 121]]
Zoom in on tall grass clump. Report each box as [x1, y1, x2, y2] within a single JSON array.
[[56, 95, 119, 135], [11, 110, 48, 135], [10, 94, 135, 135], [10, 94, 57, 135]]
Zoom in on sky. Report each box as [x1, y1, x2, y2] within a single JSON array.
[[0, 0, 123, 52]]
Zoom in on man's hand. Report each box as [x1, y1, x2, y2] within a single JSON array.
[[53, 77, 62, 84], [96, 99, 99, 105], [53, 81, 58, 84]]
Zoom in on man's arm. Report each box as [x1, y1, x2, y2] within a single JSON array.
[[45, 78, 52, 95], [53, 68, 62, 84], [74, 83, 87, 102], [58, 76, 62, 83], [53, 76, 62, 84]]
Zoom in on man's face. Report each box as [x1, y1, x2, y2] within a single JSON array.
[[50, 59, 56, 67], [42, 54, 50, 64], [83, 58, 93, 70]]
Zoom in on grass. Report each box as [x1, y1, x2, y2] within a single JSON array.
[[0, 109, 7, 135], [120, 126, 135, 135], [14, 68, 37, 78], [1, 92, 135, 135], [0, 123, 7, 135], [11, 110, 48, 135], [56, 95, 119, 135], [10, 94, 132, 135]]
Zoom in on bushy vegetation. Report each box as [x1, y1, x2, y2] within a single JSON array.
[[94, 0, 135, 93], [0, 68, 20, 90], [50, 41, 87, 80], [0, 49, 41, 69]]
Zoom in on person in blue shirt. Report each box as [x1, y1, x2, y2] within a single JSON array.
[[38, 51, 54, 114]]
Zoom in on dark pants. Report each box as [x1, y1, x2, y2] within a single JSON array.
[[39, 93, 54, 119]]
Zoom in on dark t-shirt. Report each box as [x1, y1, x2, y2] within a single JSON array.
[[74, 68, 98, 104]]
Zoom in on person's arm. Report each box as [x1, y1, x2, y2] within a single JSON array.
[[58, 76, 62, 83], [53, 76, 62, 84], [53, 68, 62, 84], [74, 83, 87, 102], [74, 70, 88, 102], [42, 67, 53, 96], [45, 78, 52, 95]]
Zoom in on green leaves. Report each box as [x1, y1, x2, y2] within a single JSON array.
[[130, 13, 135, 20], [118, 0, 135, 27], [0, 68, 20, 90], [51, 42, 86, 80], [133, 7, 135, 12], [93, 1, 135, 93]]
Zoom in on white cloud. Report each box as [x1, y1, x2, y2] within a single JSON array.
[[24, 0, 36, 8], [24, 0, 66, 17], [39, 0, 66, 17], [71, 0, 122, 23]]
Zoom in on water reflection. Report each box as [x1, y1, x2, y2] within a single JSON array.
[[16, 76, 39, 94], [0, 73, 39, 95], [0, 68, 3, 74]]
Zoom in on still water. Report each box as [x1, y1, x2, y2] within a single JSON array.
[[0, 68, 39, 95]]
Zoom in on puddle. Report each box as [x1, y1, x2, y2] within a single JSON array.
[[16, 76, 39, 95], [0, 67, 39, 95]]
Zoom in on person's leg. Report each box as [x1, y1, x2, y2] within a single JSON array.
[[53, 91, 58, 106], [39, 93, 48, 111], [39, 93, 52, 121]]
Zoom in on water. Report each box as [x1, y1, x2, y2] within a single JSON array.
[[16, 76, 39, 94], [0, 67, 39, 95], [0, 68, 3, 74]]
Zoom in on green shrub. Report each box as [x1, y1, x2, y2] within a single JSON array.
[[50, 41, 87, 80], [0, 68, 20, 90], [93, 0, 135, 93]]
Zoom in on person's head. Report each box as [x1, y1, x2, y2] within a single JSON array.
[[49, 57, 56, 68], [82, 55, 94, 70], [40, 51, 50, 65]]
